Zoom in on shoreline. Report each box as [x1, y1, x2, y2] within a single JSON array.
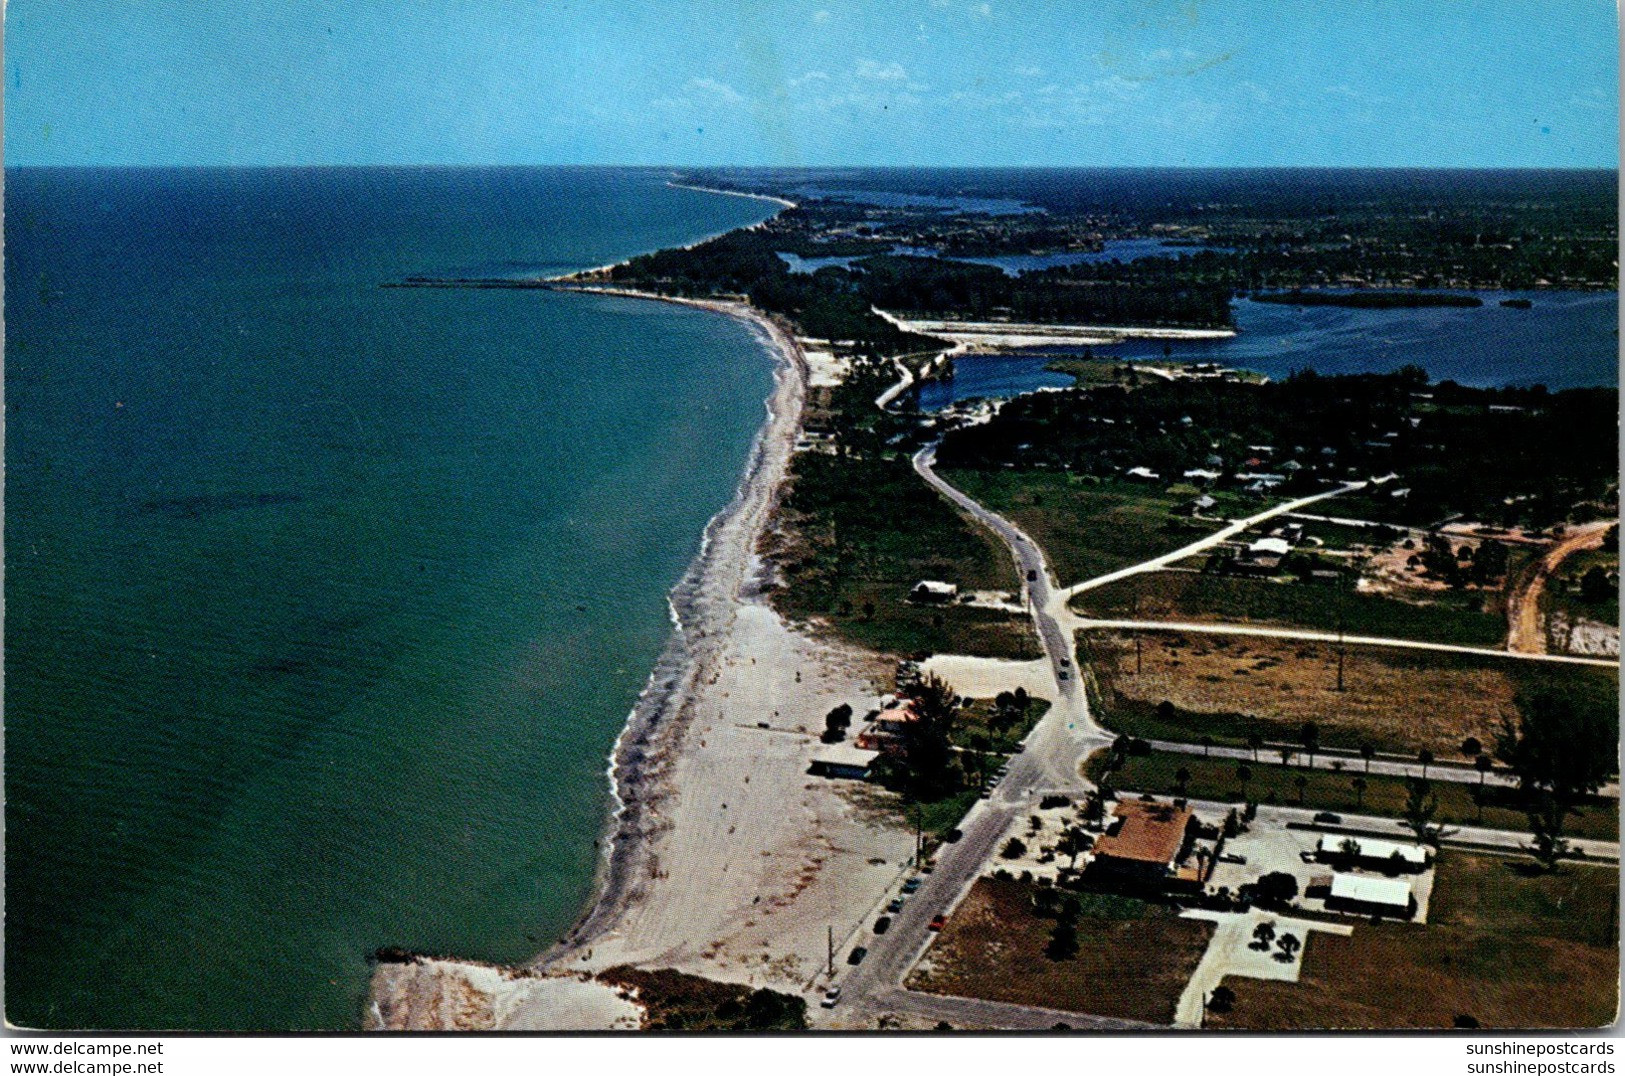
[[533, 284, 811, 968]]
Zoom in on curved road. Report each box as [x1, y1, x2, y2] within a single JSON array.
[[817, 445, 1111, 1029]]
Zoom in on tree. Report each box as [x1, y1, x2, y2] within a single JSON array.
[[1351, 775, 1367, 809], [1174, 766, 1192, 796], [1403, 778, 1439, 845], [1294, 774, 1309, 804], [1254, 872, 1298, 905], [1207, 985, 1236, 1014], [1417, 748, 1434, 779], [823, 703, 854, 743], [1300, 722, 1320, 769], [1276, 933, 1302, 962], [1056, 827, 1089, 872], [1247, 733, 1264, 763], [1338, 837, 1361, 867], [1251, 920, 1276, 949], [1156, 699, 1176, 723], [1235, 764, 1253, 799], [1474, 754, 1493, 822], [1461, 736, 1482, 759], [1496, 684, 1618, 868], [1580, 565, 1612, 604], [1360, 741, 1376, 773], [1200, 735, 1214, 759], [901, 674, 960, 798], [1046, 918, 1079, 960], [1001, 837, 1027, 860], [1278, 746, 1295, 768]]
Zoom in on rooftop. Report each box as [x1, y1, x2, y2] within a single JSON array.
[[1329, 872, 1413, 909], [1093, 799, 1193, 866]]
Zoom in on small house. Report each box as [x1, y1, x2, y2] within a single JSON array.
[[1324, 873, 1415, 919], [910, 580, 959, 603]]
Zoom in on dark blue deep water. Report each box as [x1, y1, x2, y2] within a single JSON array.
[[5, 168, 778, 1030]]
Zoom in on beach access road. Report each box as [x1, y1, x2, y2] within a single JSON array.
[[812, 449, 1114, 1029]]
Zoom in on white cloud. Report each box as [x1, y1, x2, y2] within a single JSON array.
[[812, 9, 831, 22], [687, 77, 745, 104], [972, 2, 992, 16], [1014, 65, 1045, 78], [855, 59, 908, 81]]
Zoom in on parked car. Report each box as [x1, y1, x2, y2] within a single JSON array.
[[873, 916, 891, 934], [821, 986, 842, 1008], [1219, 852, 1247, 865], [1313, 811, 1344, 825], [886, 898, 904, 914], [847, 946, 867, 965], [901, 877, 922, 894], [928, 914, 948, 932]]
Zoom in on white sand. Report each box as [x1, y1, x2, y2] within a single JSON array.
[[368, 288, 917, 1028], [366, 961, 643, 1031]]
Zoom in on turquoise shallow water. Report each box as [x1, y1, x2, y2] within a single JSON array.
[[5, 168, 777, 1029]]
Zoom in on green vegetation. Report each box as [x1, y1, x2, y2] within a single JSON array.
[[938, 367, 1617, 531], [1090, 748, 1618, 841], [938, 471, 1247, 584], [1495, 678, 1621, 868], [1253, 289, 1483, 308], [596, 966, 808, 1031], [1209, 853, 1619, 1030], [908, 875, 1214, 1024], [1074, 570, 1507, 646]]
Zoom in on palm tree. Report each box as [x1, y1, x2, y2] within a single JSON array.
[[1294, 774, 1309, 805], [1251, 920, 1276, 949], [1351, 776, 1367, 809], [1278, 746, 1295, 768], [1417, 748, 1434, 780], [1300, 722, 1320, 770], [1461, 735, 1482, 760], [1247, 733, 1263, 763], [1360, 741, 1376, 774], [1236, 764, 1253, 800], [1200, 735, 1214, 759], [1174, 766, 1192, 796], [1474, 754, 1493, 822], [1276, 933, 1302, 962]]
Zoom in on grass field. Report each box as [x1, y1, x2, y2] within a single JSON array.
[[937, 471, 1261, 586], [767, 451, 1039, 660], [1081, 631, 1545, 755], [1207, 852, 1619, 1029], [908, 875, 1213, 1024], [1093, 749, 1619, 842], [1073, 570, 1508, 647]]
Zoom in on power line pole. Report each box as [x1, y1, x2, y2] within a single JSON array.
[[827, 925, 834, 979], [1336, 604, 1346, 693]]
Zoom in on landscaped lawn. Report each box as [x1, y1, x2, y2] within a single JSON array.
[[908, 875, 1213, 1024], [1207, 852, 1619, 1029], [1092, 748, 1619, 842], [937, 471, 1260, 586], [1073, 570, 1508, 647]]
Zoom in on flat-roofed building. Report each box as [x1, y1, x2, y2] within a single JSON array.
[[1325, 873, 1415, 918], [1314, 835, 1430, 873], [809, 742, 880, 781]]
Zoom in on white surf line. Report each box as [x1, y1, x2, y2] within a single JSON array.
[[1072, 617, 1620, 668], [1059, 481, 1371, 600]]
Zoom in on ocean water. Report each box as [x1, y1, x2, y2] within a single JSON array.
[[4, 167, 779, 1030], [917, 289, 1618, 410]]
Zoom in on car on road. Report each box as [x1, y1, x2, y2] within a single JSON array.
[[1313, 811, 1344, 825], [886, 898, 904, 914], [1026, 569, 1038, 581], [1058, 670, 1070, 681], [847, 946, 868, 965], [928, 914, 948, 932], [821, 986, 842, 1008], [901, 876, 922, 894], [1219, 852, 1247, 865], [873, 916, 891, 934]]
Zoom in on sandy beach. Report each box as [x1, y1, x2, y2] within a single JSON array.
[[366, 286, 916, 1028]]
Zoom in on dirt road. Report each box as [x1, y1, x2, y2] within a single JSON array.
[[1506, 520, 1615, 654]]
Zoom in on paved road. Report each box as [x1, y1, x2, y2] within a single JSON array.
[[1178, 797, 1620, 862], [812, 447, 1113, 1029], [866, 987, 1153, 1031], [1061, 481, 1371, 601], [1073, 616, 1620, 668], [1148, 738, 1620, 799]]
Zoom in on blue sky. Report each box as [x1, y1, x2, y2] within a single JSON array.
[[5, 0, 1617, 167]]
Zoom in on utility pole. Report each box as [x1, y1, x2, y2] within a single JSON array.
[[1336, 604, 1346, 693], [827, 925, 834, 979], [914, 803, 923, 865], [1132, 591, 1142, 676]]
